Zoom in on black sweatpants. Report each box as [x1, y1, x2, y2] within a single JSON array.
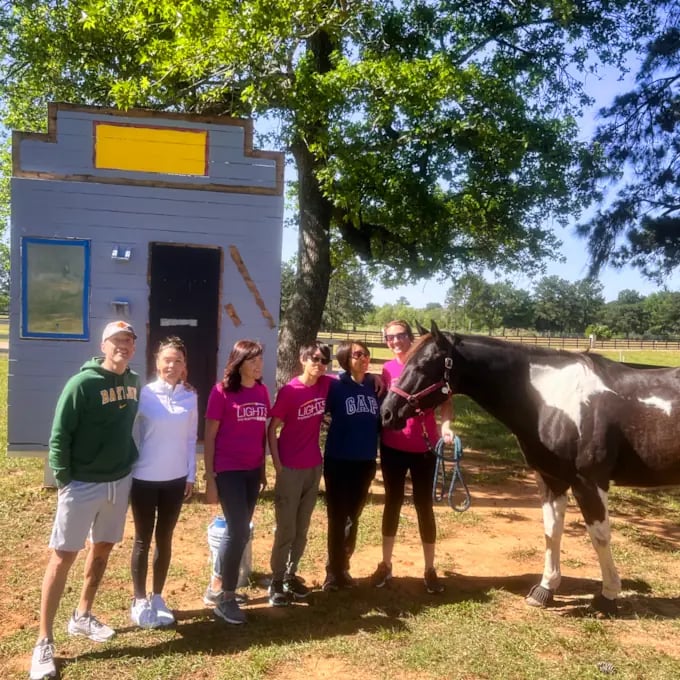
[[324, 457, 376, 576], [380, 444, 437, 544], [130, 476, 186, 598]]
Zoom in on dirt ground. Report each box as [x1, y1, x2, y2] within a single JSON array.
[[134, 451, 680, 621], [7, 450, 680, 678]]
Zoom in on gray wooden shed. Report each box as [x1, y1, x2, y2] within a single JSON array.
[[9, 103, 284, 480]]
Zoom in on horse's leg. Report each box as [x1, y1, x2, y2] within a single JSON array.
[[571, 479, 621, 616], [526, 474, 568, 608]]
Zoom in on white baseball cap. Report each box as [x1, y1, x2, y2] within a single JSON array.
[[102, 320, 137, 342]]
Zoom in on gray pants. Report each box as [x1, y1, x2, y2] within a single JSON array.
[[270, 464, 322, 581], [50, 474, 133, 551]]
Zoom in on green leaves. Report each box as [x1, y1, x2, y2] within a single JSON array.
[[2, 1, 661, 281], [1, 0, 668, 380], [578, 5, 680, 280]]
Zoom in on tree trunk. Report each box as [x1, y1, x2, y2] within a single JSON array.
[[276, 139, 332, 386], [275, 29, 336, 387]]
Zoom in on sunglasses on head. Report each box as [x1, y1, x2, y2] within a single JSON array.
[[351, 350, 370, 359], [385, 332, 409, 342], [309, 355, 330, 365]]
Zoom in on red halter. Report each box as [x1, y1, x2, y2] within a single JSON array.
[[389, 357, 453, 412]]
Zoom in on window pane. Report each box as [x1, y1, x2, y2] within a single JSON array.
[[22, 238, 90, 339]]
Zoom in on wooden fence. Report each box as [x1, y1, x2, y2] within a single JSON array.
[[318, 330, 680, 352], [318, 331, 680, 370]]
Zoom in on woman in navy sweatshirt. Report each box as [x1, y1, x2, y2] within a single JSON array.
[[322, 340, 380, 591]]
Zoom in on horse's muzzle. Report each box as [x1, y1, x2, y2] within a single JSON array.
[[380, 402, 407, 430]]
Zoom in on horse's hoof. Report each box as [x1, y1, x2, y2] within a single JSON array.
[[589, 593, 618, 618], [525, 584, 554, 608]]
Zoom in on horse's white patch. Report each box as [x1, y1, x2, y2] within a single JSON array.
[[639, 396, 673, 416], [529, 362, 614, 434]]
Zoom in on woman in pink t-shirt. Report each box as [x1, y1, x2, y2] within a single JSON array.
[[370, 320, 454, 594], [203, 340, 271, 625], [266, 341, 333, 606]]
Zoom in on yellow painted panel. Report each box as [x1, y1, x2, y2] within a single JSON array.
[[95, 123, 208, 175]]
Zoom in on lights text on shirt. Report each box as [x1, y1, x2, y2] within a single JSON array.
[[297, 398, 326, 420], [236, 402, 268, 421]]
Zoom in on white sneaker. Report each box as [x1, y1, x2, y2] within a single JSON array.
[[150, 593, 175, 626], [130, 598, 159, 629], [67, 610, 115, 642], [29, 638, 56, 679], [203, 586, 223, 607]]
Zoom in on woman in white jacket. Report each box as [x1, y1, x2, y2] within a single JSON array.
[[130, 336, 198, 628]]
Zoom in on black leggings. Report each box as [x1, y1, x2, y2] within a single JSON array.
[[324, 457, 377, 576], [130, 476, 186, 598], [380, 444, 437, 544]]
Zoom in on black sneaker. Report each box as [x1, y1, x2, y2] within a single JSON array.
[[370, 561, 393, 588], [424, 567, 445, 594], [268, 580, 289, 607], [322, 572, 339, 592], [283, 575, 310, 599], [214, 597, 247, 624]]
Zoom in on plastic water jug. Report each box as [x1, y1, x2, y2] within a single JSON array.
[[207, 516, 253, 588]]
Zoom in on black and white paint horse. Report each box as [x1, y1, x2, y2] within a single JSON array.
[[381, 321, 680, 615]]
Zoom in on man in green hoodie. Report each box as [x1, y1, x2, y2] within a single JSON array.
[[30, 321, 140, 680]]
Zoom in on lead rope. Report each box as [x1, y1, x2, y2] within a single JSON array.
[[416, 413, 470, 513], [432, 435, 471, 512]]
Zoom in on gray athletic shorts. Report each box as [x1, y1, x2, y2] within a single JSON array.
[[49, 474, 132, 551]]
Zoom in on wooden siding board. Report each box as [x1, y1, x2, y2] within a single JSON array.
[[12, 221, 282, 262], [8, 337, 147, 364], [12, 174, 283, 204], [15, 209, 282, 235], [220, 245, 281, 322], [18, 161, 278, 190], [27, 108, 245, 147], [9, 349, 86, 366], [61, 107, 247, 138], [95, 124, 208, 176], [19, 138, 93, 171], [17, 109, 279, 189], [12, 180, 283, 222], [13, 213, 281, 241], [66, 179, 283, 211]]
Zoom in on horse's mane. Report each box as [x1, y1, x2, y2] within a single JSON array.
[[405, 332, 433, 362]]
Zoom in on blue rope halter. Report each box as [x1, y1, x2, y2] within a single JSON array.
[[432, 435, 471, 512]]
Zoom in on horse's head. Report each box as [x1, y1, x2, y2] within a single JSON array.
[[381, 320, 457, 430]]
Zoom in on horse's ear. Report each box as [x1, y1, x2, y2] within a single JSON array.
[[430, 320, 441, 340], [415, 320, 428, 336]]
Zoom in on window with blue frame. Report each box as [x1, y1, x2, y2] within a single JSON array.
[[21, 238, 90, 339]]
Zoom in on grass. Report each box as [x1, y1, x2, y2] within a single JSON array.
[[3, 354, 680, 679], [595, 349, 680, 367]]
